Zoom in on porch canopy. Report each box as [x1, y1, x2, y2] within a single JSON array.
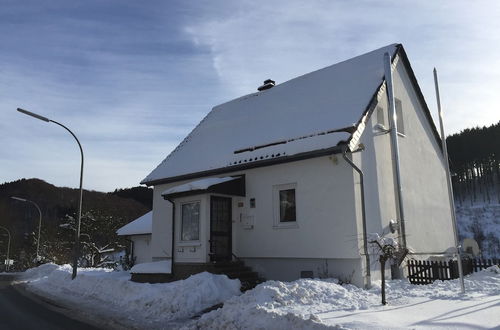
[[161, 175, 245, 199]]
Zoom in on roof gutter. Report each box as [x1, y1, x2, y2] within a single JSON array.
[[341, 144, 371, 289]]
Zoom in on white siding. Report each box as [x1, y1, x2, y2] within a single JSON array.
[[358, 59, 455, 257], [149, 155, 364, 284], [131, 234, 152, 264]]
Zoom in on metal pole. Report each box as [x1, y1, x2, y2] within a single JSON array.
[[433, 68, 465, 293], [16, 108, 84, 279], [30, 201, 43, 262], [384, 52, 407, 248], [0, 226, 11, 271], [50, 120, 84, 280]]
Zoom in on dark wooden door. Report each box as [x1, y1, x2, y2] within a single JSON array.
[[210, 196, 232, 262]]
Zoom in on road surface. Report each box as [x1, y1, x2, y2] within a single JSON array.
[[0, 274, 99, 330]]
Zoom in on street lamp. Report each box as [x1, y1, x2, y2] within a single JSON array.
[[16, 107, 84, 279], [11, 197, 42, 262], [0, 226, 11, 271]]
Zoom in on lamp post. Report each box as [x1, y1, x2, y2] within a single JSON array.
[[11, 197, 42, 261], [16, 108, 84, 279], [0, 226, 11, 271]]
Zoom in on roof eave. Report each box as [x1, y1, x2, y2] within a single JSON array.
[[142, 144, 344, 186]]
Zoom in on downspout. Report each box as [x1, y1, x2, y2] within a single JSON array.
[[166, 198, 176, 278], [384, 52, 407, 249], [342, 145, 371, 288]]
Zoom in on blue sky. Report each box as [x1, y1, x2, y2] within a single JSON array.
[[1, 1, 499, 192]]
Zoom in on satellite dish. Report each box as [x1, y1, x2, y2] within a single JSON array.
[[462, 238, 480, 257]]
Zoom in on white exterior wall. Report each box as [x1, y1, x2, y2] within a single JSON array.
[[392, 61, 455, 254], [232, 156, 359, 259], [358, 58, 455, 262], [151, 182, 175, 261], [130, 234, 152, 264], [149, 156, 365, 285]]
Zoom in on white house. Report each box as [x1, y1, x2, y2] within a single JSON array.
[[139, 43, 456, 288], [116, 211, 152, 265]]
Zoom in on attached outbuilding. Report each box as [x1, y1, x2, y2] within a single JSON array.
[[116, 211, 152, 265]]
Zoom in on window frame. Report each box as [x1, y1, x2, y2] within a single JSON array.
[[180, 200, 201, 242], [273, 183, 298, 229]]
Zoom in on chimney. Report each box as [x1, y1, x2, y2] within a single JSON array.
[[257, 79, 275, 91]]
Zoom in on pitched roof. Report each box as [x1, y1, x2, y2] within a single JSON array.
[[116, 211, 152, 236], [142, 44, 399, 185]]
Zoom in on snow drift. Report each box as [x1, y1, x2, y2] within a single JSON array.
[[20, 263, 241, 327]]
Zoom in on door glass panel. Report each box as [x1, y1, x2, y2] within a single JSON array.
[[210, 196, 232, 261]]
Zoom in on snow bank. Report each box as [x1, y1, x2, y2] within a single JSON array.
[[187, 278, 376, 329], [188, 267, 500, 329], [130, 260, 171, 274], [20, 264, 241, 327]]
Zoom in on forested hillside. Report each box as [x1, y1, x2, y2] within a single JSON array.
[[0, 179, 152, 270], [447, 121, 499, 258]]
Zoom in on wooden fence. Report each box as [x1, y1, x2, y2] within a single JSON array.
[[407, 258, 498, 285]]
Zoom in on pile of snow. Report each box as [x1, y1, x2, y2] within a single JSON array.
[[20, 264, 240, 328], [130, 260, 171, 274], [188, 267, 500, 329]]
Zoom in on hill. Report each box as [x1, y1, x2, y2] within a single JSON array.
[[0, 178, 151, 270]]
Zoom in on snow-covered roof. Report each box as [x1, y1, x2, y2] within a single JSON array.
[[116, 211, 152, 236], [142, 44, 399, 185], [162, 176, 237, 196]]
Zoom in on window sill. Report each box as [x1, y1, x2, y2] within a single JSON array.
[[178, 242, 202, 247], [273, 222, 299, 229]]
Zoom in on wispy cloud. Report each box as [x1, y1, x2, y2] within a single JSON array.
[[185, 0, 500, 132], [1, 1, 498, 191]]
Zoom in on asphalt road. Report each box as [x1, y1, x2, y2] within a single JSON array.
[[0, 274, 99, 330]]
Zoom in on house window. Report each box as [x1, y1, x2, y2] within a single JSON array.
[[181, 201, 200, 241], [273, 183, 298, 227], [279, 189, 296, 222], [376, 106, 385, 127], [395, 98, 405, 135]]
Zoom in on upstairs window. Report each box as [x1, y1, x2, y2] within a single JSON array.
[[395, 98, 405, 135], [181, 201, 200, 241], [376, 106, 385, 127]]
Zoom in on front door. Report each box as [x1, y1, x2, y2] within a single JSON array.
[[209, 196, 232, 262]]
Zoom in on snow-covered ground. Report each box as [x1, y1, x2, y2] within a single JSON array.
[[17, 263, 241, 329], [17, 263, 500, 329], [188, 267, 500, 329], [456, 202, 500, 258]]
